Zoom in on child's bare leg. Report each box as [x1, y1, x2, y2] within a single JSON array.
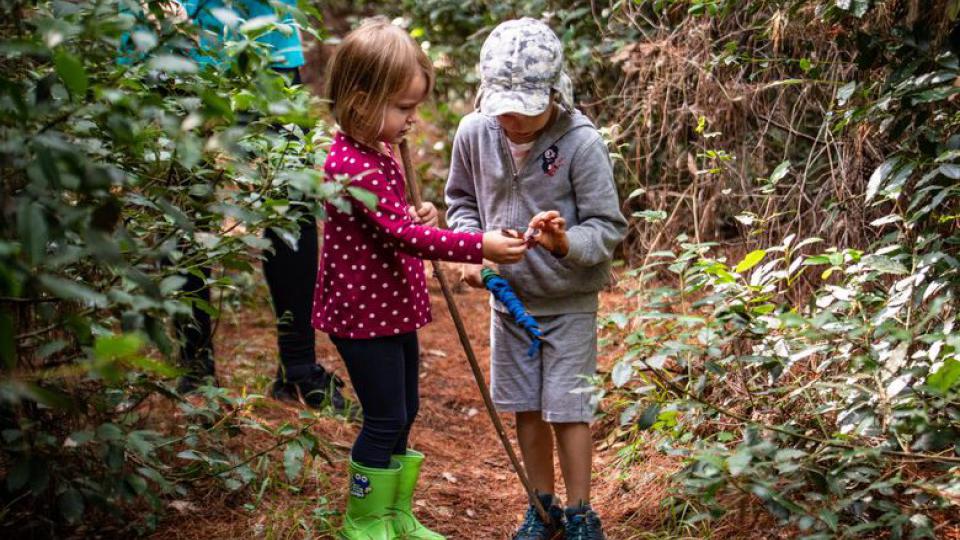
[[553, 421, 592, 505], [516, 411, 555, 495]]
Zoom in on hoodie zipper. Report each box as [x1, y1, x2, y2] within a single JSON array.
[[498, 131, 521, 228]]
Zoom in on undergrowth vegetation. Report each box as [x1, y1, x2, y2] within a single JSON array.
[[2, 0, 958, 537], [1, 1, 339, 535]]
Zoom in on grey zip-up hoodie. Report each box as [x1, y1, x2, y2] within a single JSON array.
[[445, 108, 628, 315]]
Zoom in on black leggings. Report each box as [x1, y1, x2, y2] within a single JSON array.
[[332, 332, 421, 468]]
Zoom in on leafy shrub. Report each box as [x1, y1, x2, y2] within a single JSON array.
[[1, 0, 342, 534], [603, 2, 960, 537]]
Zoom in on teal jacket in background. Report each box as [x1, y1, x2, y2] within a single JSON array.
[[184, 0, 305, 68], [120, 0, 305, 69]]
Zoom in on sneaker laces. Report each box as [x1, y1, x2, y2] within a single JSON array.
[[513, 505, 549, 538], [565, 511, 603, 540]]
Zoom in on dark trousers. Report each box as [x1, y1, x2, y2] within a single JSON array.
[[175, 215, 319, 374], [331, 332, 421, 468], [262, 215, 319, 371]]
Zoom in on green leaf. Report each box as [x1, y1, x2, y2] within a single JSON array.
[[96, 423, 124, 441], [837, 81, 856, 106], [775, 449, 807, 462], [240, 15, 278, 38], [727, 448, 752, 476], [636, 404, 661, 430], [155, 198, 193, 231], [283, 440, 305, 481], [94, 334, 142, 361], [608, 312, 628, 329], [148, 55, 198, 74], [611, 360, 633, 388], [54, 50, 88, 97], [6, 459, 29, 491], [58, 489, 84, 523], [928, 358, 960, 393], [939, 164, 960, 179], [735, 250, 766, 273], [769, 160, 791, 183], [17, 200, 47, 265], [39, 274, 106, 307], [159, 275, 188, 295], [866, 157, 899, 202], [819, 509, 839, 531], [125, 474, 147, 495], [126, 356, 178, 377], [347, 186, 378, 211], [67, 430, 94, 446], [177, 449, 202, 461], [632, 210, 667, 222], [862, 254, 909, 275]]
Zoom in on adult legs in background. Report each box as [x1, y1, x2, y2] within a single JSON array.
[[264, 214, 348, 411], [175, 265, 215, 393]]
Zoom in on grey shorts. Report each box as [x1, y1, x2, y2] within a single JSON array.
[[490, 310, 598, 423]]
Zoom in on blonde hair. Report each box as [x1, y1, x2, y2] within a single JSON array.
[[324, 18, 434, 145]]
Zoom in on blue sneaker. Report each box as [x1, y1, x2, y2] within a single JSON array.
[[512, 493, 564, 540], [563, 504, 606, 540]]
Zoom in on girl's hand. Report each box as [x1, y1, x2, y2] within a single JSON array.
[[461, 260, 498, 288], [482, 231, 527, 264], [528, 210, 569, 257], [460, 263, 484, 289], [408, 203, 439, 227]]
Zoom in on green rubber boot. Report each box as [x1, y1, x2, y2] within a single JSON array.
[[340, 458, 402, 540], [391, 450, 445, 540]]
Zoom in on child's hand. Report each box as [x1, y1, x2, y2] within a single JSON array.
[[528, 210, 569, 257], [460, 262, 491, 289], [408, 203, 439, 227], [482, 231, 527, 264]]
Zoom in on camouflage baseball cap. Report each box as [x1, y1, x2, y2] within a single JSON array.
[[476, 18, 572, 116]]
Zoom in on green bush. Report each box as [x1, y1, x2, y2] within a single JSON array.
[[0, 0, 342, 534], [602, 1, 960, 537]]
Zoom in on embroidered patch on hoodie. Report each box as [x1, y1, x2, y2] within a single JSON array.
[[541, 144, 565, 176]]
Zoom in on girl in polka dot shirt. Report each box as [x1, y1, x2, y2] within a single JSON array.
[[313, 18, 526, 540]]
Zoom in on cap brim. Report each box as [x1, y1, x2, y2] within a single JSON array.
[[479, 89, 551, 116]]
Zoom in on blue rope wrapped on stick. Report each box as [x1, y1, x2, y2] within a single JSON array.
[[481, 267, 543, 358]]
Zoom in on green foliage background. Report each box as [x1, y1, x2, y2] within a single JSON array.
[[2, 0, 959, 537], [1, 0, 342, 535]]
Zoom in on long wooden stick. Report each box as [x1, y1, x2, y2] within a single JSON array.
[[398, 140, 550, 524]]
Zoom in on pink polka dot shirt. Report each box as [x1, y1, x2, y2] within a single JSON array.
[[312, 132, 484, 339]]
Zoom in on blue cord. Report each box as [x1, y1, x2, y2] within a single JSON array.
[[481, 268, 543, 358]]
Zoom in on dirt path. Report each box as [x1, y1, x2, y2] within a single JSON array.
[[151, 277, 678, 539], [378, 280, 677, 539]]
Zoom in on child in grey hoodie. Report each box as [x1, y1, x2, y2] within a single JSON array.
[[444, 17, 627, 540]]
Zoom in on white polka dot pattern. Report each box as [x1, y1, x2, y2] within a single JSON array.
[[311, 132, 484, 339]]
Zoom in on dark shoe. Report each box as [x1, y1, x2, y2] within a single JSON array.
[[175, 354, 216, 395], [512, 493, 564, 540], [175, 374, 218, 395], [563, 503, 606, 540], [271, 364, 350, 413]]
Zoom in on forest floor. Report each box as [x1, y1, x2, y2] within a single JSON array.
[[145, 271, 741, 540], [142, 268, 960, 539]]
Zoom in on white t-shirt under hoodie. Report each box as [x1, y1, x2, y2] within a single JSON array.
[[507, 139, 536, 168]]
